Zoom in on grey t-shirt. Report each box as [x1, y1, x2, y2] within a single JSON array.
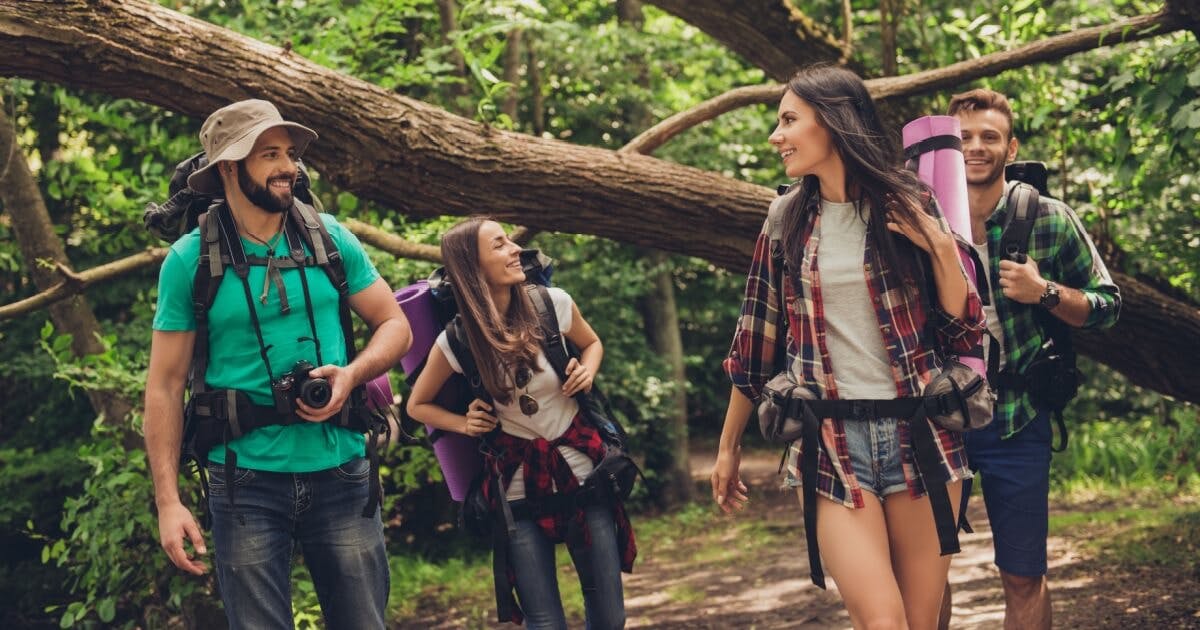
[[816, 199, 896, 399]]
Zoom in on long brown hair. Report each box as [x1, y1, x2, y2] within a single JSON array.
[[440, 217, 543, 404], [779, 65, 932, 283]]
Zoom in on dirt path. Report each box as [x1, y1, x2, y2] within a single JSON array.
[[402, 449, 1200, 628], [636, 450, 1199, 629]]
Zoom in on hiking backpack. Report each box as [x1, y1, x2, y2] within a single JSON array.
[[993, 173, 1080, 451]]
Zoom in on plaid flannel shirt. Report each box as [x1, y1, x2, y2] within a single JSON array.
[[986, 183, 1121, 438], [724, 189, 985, 509]]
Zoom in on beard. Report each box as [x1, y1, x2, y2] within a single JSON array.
[[237, 161, 295, 214], [966, 157, 1007, 188]]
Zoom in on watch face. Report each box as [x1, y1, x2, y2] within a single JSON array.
[[1041, 284, 1061, 308]]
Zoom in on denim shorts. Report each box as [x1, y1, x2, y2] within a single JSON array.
[[844, 416, 908, 498]]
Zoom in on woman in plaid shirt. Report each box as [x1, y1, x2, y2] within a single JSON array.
[[711, 65, 985, 629]]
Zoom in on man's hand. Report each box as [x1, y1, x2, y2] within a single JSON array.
[[998, 255, 1048, 304], [158, 501, 208, 575], [294, 363, 356, 422]]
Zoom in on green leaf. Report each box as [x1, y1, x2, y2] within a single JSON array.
[[59, 611, 74, 629], [97, 597, 116, 623]]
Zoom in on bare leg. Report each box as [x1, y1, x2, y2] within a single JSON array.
[[809, 491, 908, 629], [1000, 570, 1050, 630], [883, 481, 963, 630], [936, 582, 951, 630]]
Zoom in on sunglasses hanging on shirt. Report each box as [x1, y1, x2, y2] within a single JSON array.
[[515, 365, 539, 416]]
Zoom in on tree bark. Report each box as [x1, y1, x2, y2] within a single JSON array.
[[644, 0, 852, 81], [1, 1, 1198, 407], [0, 96, 133, 427]]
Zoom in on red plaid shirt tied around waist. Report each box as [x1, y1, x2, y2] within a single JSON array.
[[724, 187, 985, 509], [483, 414, 636, 571]]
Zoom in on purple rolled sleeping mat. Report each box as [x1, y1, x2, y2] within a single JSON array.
[[395, 281, 480, 502], [903, 115, 987, 379]]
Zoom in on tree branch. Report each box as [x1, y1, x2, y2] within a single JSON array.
[[624, 10, 1183, 155], [341, 219, 442, 263], [0, 248, 167, 321]]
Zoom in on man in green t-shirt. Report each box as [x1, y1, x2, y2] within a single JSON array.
[[144, 99, 411, 629]]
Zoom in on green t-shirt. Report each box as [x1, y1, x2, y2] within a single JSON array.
[[153, 212, 380, 472]]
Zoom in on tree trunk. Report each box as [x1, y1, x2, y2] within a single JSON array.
[[0, 97, 134, 429], [621, 0, 693, 505], [527, 37, 545, 136], [635, 248, 694, 505], [1, 1, 1199, 406], [644, 0, 853, 81], [880, 0, 900, 76], [435, 0, 470, 109], [501, 28, 523, 124]]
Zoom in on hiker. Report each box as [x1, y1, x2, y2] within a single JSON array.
[[143, 99, 411, 629], [942, 88, 1121, 630], [711, 65, 986, 629], [406, 217, 632, 630]]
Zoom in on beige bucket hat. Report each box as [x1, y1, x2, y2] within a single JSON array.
[[186, 99, 318, 194]]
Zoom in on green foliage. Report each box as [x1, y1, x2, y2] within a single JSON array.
[[40, 422, 212, 629]]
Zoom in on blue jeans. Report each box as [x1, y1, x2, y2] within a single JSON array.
[[207, 457, 389, 630], [964, 411, 1053, 576], [508, 503, 625, 630]]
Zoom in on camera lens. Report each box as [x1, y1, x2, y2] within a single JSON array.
[[299, 378, 332, 408]]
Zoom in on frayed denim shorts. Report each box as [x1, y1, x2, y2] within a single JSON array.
[[844, 416, 908, 499]]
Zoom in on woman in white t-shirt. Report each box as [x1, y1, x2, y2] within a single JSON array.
[[407, 217, 631, 630]]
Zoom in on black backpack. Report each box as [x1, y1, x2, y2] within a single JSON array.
[[993, 169, 1080, 451]]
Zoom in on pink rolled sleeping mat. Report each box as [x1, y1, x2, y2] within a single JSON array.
[[395, 281, 480, 502], [903, 115, 987, 377]]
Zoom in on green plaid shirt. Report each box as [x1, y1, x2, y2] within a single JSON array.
[[987, 182, 1121, 438]]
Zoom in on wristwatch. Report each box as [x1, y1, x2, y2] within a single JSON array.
[[1039, 281, 1061, 310]]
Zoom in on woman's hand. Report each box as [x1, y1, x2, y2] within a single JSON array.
[[885, 208, 955, 257], [562, 357, 594, 396], [711, 446, 750, 514], [462, 398, 498, 436]]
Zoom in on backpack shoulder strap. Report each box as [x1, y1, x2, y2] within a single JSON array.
[[524, 284, 571, 382], [191, 206, 231, 395], [287, 202, 358, 362], [999, 182, 1040, 262], [446, 316, 493, 404]]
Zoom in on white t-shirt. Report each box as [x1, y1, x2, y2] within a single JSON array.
[[970, 240, 1006, 370], [435, 287, 593, 500]]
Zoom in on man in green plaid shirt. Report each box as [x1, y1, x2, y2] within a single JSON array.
[[944, 89, 1121, 630]]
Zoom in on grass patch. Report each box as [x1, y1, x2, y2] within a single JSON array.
[[1049, 490, 1200, 572]]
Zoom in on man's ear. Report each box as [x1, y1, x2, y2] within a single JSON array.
[[1007, 136, 1019, 163]]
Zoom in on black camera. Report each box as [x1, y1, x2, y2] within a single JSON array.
[[272, 360, 332, 413]]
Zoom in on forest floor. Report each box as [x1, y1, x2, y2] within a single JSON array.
[[399, 447, 1200, 629]]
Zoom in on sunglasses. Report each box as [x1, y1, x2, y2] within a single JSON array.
[[515, 366, 539, 416]]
